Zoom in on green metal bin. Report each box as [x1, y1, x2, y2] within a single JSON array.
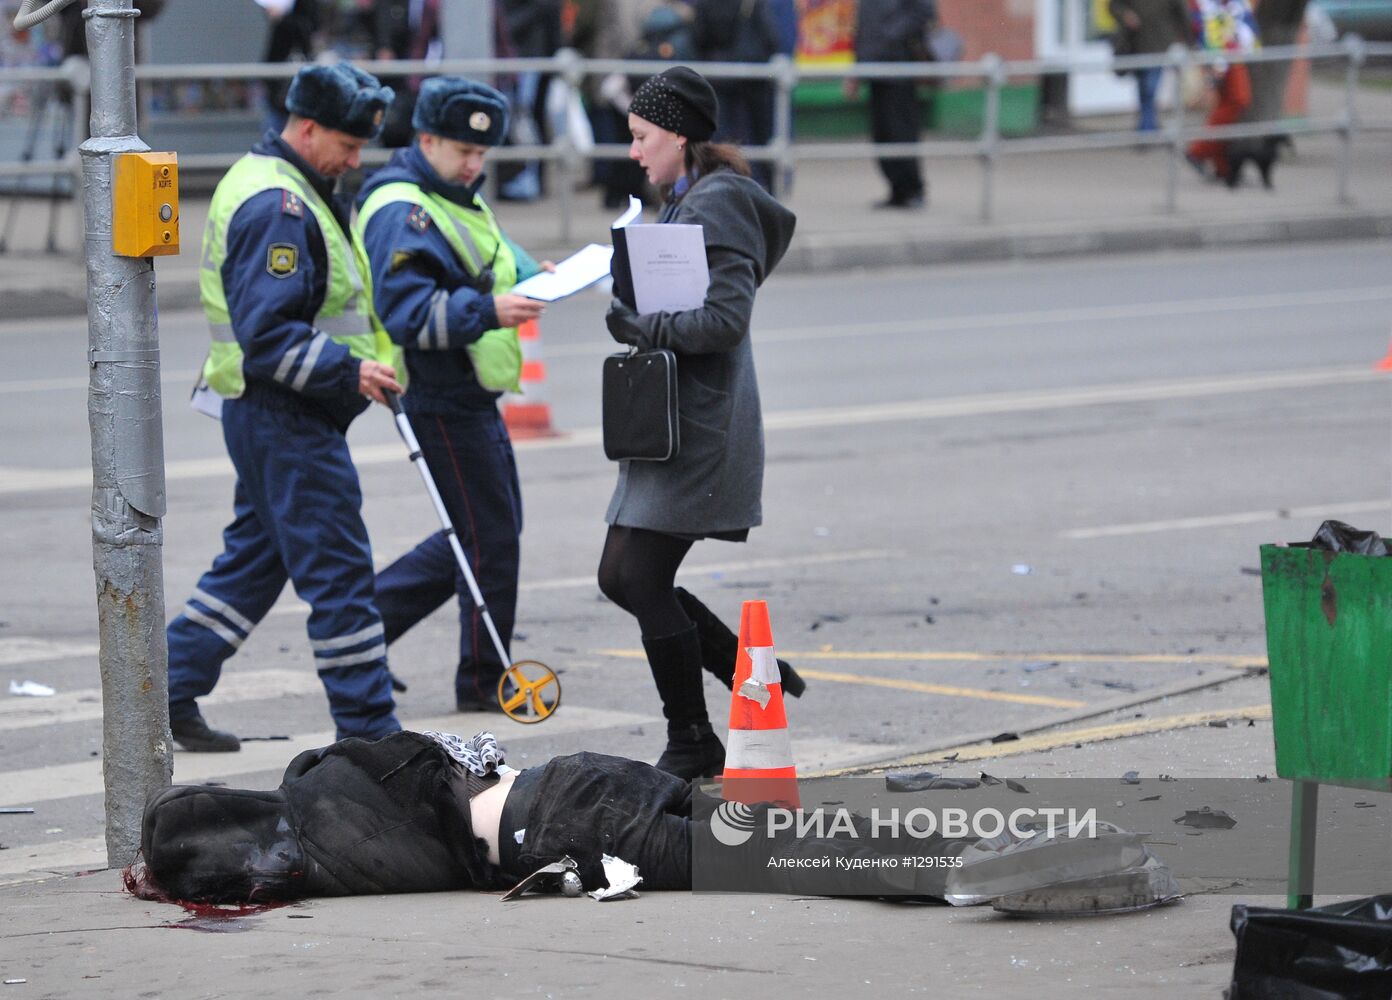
[[1261, 543, 1392, 789]]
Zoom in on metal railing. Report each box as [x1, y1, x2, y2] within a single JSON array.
[[1, 38, 1389, 245]]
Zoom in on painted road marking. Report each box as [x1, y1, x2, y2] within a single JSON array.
[[2, 366, 1381, 495], [596, 649, 1089, 709], [0, 637, 100, 668], [785, 650, 1264, 668], [0, 669, 325, 732], [887, 703, 1274, 770], [0, 704, 654, 809], [266, 549, 892, 619], [1064, 499, 1392, 540]]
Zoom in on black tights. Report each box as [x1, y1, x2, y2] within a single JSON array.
[[596, 525, 695, 638]]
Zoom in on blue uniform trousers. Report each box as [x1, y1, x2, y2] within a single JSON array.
[[167, 384, 399, 740], [374, 408, 522, 704]]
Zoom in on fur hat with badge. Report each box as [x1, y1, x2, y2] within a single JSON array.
[[285, 63, 394, 140], [412, 77, 510, 147]]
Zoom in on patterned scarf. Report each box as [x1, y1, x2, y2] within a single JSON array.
[[422, 730, 505, 777]]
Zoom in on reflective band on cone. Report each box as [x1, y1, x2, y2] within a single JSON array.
[[722, 599, 799, 809], [502, 318, 560, 438]]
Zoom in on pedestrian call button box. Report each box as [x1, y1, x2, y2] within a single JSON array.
[[112, 151, 180, 258]]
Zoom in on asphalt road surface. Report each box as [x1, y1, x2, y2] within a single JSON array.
[[2, 238, 1390, 877]]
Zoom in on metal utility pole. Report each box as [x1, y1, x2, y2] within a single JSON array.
[[15, 0, 174, 868]]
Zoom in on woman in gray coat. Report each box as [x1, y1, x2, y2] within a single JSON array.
[[598, 67, 803, 780]]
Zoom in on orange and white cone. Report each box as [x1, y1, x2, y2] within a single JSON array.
[[721, 599, 799, 809], [502, 318, 560, 439], [1376, 326, 1392, 371]]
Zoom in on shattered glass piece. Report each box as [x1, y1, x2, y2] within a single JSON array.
[[979, 772, 1003, 786], [9, 680, 55, 697], [1006, 779, 1030, 794]]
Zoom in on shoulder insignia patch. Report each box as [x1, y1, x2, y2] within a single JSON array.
[[280, 190, 304, 217], [266, 242, 299, 278], [406, 205, 432, 234], [390, 249, 414, 273]]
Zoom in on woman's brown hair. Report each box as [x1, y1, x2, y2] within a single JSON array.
[[659, 140, 751, 201]]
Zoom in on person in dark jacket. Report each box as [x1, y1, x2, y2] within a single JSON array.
[[845, 0, 934, 208], [692, 0, 781, 190], [356, 78, 551, 713], [1109, 0, 1191, 132], [169, 64, 404, 751], [599, 67, 805, 782]]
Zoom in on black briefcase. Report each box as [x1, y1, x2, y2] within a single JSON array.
[[602, 348, 679, 462]]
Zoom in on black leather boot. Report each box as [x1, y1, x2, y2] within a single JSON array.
[[644, 625, 726, 780], [675, 588, 806, 698]]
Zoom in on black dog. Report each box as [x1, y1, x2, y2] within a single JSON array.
[[1224, 134, 1291, 190]]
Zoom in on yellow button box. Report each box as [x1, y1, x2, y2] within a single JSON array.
[[112, 152, 180, 258]]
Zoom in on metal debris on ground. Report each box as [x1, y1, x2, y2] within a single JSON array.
[[885, 771, 980, 792], [1005, 779, 1030, 794], [1175, 806, 1237, 830], [991, 732, 1019, 744], [500, 856, 581, 902], [0, 807, 36, 815], [591, 855, 642, 901], [979, 772, 1003, 786], [8, 679, 55, 697], [1121, 771, 1141, 785], [1022, 661, 1059, 673]]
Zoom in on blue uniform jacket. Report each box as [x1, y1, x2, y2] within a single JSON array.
[[223, 132, 366, 429], [356, 143, 540, 416]]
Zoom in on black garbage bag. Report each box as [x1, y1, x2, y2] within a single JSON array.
[[1307, 520, 1389, 557], [139, 732, 499, 903], [1227, 896, 1392, 999]]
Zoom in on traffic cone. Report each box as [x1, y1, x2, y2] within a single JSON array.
[[1376, 328, 1392, 371], [721, 600, 799, 809], [502, 318, 560, 439]]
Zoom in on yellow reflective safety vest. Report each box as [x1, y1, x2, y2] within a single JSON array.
[[355, 181, 522, 394], [199, 153, 396, 399]]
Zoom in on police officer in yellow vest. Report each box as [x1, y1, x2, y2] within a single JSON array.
[[168, 63, 404, 751], [356, 78, 550, 712]]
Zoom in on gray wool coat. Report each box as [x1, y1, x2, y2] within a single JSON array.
[[604, 169, 797, 537]]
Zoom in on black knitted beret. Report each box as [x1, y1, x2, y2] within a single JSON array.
[[629, 66, 718, 141]]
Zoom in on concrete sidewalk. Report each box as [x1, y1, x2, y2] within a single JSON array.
[[1, 78, 1389, 320], [1, 671, 1298, 998]]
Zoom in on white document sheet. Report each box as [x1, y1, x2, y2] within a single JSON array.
[[511, 242, 614, 301], [623, 223, 709, 315]]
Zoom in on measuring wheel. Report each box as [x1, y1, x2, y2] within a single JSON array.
[[499, 660, 561, 724]]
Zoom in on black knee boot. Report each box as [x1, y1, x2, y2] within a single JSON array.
[[644, 624, 725, 780], [674, 588, 806, 698]]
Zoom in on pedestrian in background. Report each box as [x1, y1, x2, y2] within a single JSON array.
[[170, 63, 402, 751], [1186, 0, 1262, 184], [598, 67, 804, 781], [844, 0, 934, 209], [692, 0, 781, 191], [1108, 0, 1191, 133], [357, 78, 552, 713], [498, 0, 563, 200]]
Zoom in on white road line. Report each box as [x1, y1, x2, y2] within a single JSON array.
[[0, 837, 108, 886], [3, 285, 1387, 395], [0, 704, 654, 809], [1062, 499, 1392, 540], [265, 548, 892, 619], [3, 366, 1382, 497], [0, 668, 324, 732], [0, 637, 99, 668]]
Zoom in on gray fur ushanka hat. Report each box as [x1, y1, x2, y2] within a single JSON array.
[[285, 63, 394, 140], [412, 77, 510, 147]]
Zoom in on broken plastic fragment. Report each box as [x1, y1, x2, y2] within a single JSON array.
[[737, 677, 771, 709], [990, 849, 1181, 916], [945, 821, 1151, 906], [1122, 771, 1141, 785], [590, 855, 642, 901], [9, 680, 55, 697], [514, 828, 525, 845], [885, 771, 980, 792], [1174, 807, 1237, 830], [1011, 564, 1032, 575]]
